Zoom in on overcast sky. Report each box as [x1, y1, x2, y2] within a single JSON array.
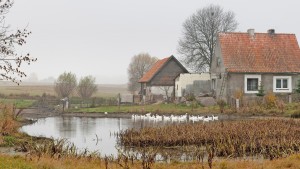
[[5, 0, 300, 84]]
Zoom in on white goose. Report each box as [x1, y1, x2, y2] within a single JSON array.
[[203, 116, 212, 122], [212, 115, 219, 121]]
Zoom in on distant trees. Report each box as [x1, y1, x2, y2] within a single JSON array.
[[127, 53, 158, 94], [0, 1, 37, 84], [178, 4, 238, 72], [54, 72, 77, 98], [54, 73, 99, 109], [77, 76, 98, 106]]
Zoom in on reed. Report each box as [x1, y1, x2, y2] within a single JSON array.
[[19, 138, 100, 160], [119, 118, 300, 160]]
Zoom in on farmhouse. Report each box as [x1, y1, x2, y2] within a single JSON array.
[[211, 29, 300, 103], [139, 55, 189, 103]]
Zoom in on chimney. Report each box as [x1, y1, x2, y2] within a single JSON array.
[[247, 29, 255, 37], [268, 29, 275, 35]]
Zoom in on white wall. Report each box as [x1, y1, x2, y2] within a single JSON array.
[[175, 73, 210, 97]]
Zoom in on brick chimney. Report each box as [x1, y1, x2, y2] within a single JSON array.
[[268, 29, 275, 35], [247, 29, 255, 37]]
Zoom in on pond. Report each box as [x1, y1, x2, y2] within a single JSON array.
[[21, 116, 180, 156], [21, 115, 238, 157]]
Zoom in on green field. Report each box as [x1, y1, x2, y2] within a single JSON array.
[[0, 99, 36, 109]]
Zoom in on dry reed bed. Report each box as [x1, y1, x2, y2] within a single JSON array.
[[119, 118, 300, 159]]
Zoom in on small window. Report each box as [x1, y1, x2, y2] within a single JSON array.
[[244, 75, 261, 93], [273, 76, 292, 93], [212, 79, 216, 90], [247, 78, 258, 91]]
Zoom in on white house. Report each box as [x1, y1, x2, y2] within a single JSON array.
[[175, 73, 211, 97]]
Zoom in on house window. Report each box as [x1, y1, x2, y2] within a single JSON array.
[[244, 75, 261, 93], [273, 76, 292, 93], [247, 78, 258, 91]]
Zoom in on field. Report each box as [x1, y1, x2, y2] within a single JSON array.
[[0, 82, 128, 98]]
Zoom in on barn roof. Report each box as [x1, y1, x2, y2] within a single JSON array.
[[139, 55, 189, 83], [218, 30, 300, 73]]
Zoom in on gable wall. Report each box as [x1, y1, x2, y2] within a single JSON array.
[[210, 39, 227, 99], [150, 59, 187, 86]]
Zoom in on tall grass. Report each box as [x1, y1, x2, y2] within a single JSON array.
[[0, 104, 19, 135]]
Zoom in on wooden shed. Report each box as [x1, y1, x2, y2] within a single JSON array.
[[139, 55, 189, 102]]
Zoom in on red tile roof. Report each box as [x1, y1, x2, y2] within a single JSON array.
[[138, 57, 170, 83], [218, 32, 300, 73]]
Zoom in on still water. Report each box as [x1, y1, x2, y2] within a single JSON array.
[[21, 116, 166, 156], [20, 115, 236, 157]]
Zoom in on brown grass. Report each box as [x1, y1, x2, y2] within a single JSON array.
[[119, 118, 300, 160], [0, 154, 300, 169]]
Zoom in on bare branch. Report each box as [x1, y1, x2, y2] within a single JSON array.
[[178, 4, 238, 72], [0, 0, 36, 84]]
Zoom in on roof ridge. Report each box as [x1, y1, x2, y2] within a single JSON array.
[[219, 32, 295, 35]]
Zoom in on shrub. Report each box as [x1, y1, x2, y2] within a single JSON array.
[[185, 93, 195, 101], [0, 104, 19, 135], [291, 111, 300, 118], [217, 99, 226, 113], [256, 84, 265, 97], [264, 92, 277, 108], [233, 89, 243, 99]]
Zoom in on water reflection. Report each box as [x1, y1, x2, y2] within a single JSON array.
[[21, 117, 127, 156]]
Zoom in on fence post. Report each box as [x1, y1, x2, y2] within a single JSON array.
[[236, 99, 240, 110], [118, 93, 121, 111], [288, 94, 292, 103]]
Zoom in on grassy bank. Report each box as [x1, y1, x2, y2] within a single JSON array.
[[0, 99, 36, 109], [69, 102, 300, 118], [70, 103, 220, 114]]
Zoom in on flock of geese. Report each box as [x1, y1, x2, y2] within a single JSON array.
[[131, 113, 219, 123]]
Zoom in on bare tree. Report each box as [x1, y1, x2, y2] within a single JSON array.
[[54, 72, 77, 98], [0, 1, 37, 84], [77, 75, 97, 107], [127, 53, 157, 94], [178, 4, 238, 72], [159, 86, 172, 102]]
